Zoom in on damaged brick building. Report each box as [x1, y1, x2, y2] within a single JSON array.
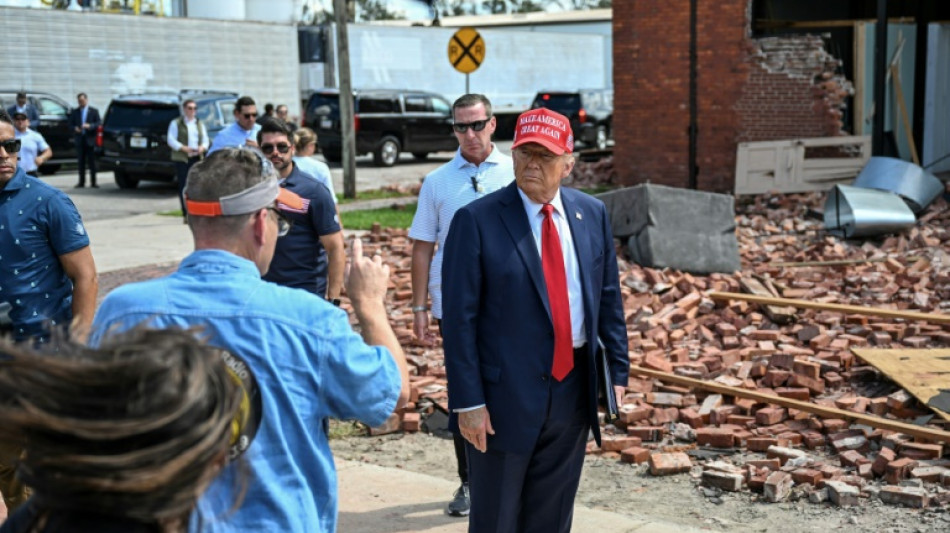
[[613, 0, 950, 193]]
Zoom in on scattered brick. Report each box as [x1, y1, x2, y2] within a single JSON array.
[[648, 452, 692, 476], [825, 480, 860, 507], [763, 471, 793, 502], [879, 485, 930, 508], [620, 446, 651, 465]]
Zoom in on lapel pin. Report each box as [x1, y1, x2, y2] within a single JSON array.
[[575, 211, 582, 220]]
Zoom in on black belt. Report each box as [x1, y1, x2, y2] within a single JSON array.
[[573, 344, 588, 359]]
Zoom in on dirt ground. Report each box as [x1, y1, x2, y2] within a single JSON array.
[[331, 429, 950, 533]]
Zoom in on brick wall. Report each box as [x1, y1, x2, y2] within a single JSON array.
[[614, 0, 851, 193]]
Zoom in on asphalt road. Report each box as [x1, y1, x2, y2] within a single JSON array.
[[41, 141, 515, 222]]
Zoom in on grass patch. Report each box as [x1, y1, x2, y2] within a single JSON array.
[[341, 203, 416, 230], [158, 209, 184, 217], [337, 188, 414, 205], [327, 419, 366, 439]]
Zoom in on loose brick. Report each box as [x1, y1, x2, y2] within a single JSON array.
[[879, 485, 930, 508], [767, 445, 808, 466], [791, 468, 822, 485], [620, 446, 651, 465], [887, 390, 913, 411], [618, 405, 652, 424], [839, 450, 870, 467], [747, 458, 782, 471], [910, 465, 948, 482], [755, 407, 787, 426], [825, 480, 860, 507], [696, 427, 736, 448], [646, 392, 684, 407], [702, 470, 744, 492], [401, 412, 421, 432], [774, 387, 810, 401], [601, 435, 643, 452], [747, 437, 778, 452], [679, 407, 704, 429], [792, 359, 821, 379], [787, 373, 824, 395], [899, 442, 943, 460], [885, 458, 918, 485], [627, 426, 664, 441], [872, 448, 897, 477], [648, 452, 692, 476], [369, 413, 402, 436], [763, 471, 793, 503]]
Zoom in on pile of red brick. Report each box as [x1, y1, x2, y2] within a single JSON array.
[[354, 186, 950, 508]]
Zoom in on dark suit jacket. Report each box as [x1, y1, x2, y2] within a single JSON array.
[[442, 182, 628, 454], [67, 106, 101, 147], [6, 104, 40, 124]]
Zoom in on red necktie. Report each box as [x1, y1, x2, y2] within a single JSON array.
[[541, 204, 573, 381]]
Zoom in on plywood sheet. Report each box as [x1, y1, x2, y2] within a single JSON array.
[[851, 348, 950, 421]]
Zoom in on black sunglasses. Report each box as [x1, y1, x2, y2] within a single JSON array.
[[452, 118, 490, 133], [261, 143, 292, 155], [243, 113, 258, 119], [0, 139, 21, 154], [267, 207, 293, 237]]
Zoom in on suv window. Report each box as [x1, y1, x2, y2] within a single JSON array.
[[432, 97, 451, 115], [532, 93, 581, 114], [36, 97, 68, 117], [404, 95, 429, 113], [107, 102, 179, 130], [196, 100, 233, 131], [358, 97, 398, 114]]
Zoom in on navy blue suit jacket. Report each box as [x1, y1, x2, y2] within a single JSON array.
[[442, 182, 628, 454], [67, 106, 101, 147]]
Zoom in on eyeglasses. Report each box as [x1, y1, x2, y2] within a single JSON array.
[[243, 113, 258, 119], [184, 105, 197, 110], [0, 139, 21, 154], [267, 207, 293, 237], [514, 147, 558, 164], [261, 143, 292, 155], [452, 118, 491, 133]]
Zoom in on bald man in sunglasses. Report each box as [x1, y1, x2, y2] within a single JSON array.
[[409, 93, 514, 517], [257, 118, 344, 304]]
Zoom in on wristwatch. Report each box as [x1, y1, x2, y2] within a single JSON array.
[[331, 298, 341, 307]]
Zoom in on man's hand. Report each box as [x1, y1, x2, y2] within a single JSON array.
[[459, 406, 494, 453], [412, 310, 433, 342], [244, 139, 259, 149], [614, 385, 625, 409], [344, 237, 389, 313]]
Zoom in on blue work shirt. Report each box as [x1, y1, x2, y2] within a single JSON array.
[[207, 122, 261, 154], [14, 129, 50, 173], [263, 164, 340, 298], [0, 168, 89, 341], [89, 249, 401, 533]]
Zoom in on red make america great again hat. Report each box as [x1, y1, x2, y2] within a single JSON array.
[[511, 107, 574, 155]]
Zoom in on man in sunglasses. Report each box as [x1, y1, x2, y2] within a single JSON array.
[[408, 93, 514, 518], [90, 147, 409, 532], [257, 118, 344, 304], [207, 95, 261, 155], [12, 112, 52, 178], [0, 107, 98, 511], [167, 99, 209, 222]]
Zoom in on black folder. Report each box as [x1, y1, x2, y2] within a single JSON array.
[[596, 338, 620, 423]]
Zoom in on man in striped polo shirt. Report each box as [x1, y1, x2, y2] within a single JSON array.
[[408, 93, 514, 517]]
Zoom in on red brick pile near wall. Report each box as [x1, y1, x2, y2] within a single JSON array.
[[613, 0, 852, 193]]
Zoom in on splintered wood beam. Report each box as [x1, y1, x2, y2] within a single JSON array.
[[708, 291, 950, 325], [629, 366, 950, 443]]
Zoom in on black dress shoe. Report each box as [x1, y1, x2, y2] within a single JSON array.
[[74, 183, 85, 188], [90, 184, 99, 188]]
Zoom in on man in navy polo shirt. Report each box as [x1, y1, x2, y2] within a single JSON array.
[[0, 107, 98, 510], [258, 118, 344, 302]]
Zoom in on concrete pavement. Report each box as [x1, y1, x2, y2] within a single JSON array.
[[89, 208, 702, 533]]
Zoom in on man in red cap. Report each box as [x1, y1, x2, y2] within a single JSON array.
[[441, 108, 628, 532]]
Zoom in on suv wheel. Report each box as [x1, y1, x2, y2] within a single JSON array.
[[114, 169, 140, 189], [594, 126, 608, 150], [373, 136, 401, 167], [412, 152, 429, 161]]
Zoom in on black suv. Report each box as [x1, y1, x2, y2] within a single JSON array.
[[0, 90, 76, 174], [304, 89, 458, 167], [98, 90, 237, 188], [530, 89, 613, 150]]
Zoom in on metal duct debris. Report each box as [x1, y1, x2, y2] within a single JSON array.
[[853, 157, 944, 213], [824, 185, 916, 238]]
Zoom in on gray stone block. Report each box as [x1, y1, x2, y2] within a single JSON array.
[[599, 184, 740, 274]]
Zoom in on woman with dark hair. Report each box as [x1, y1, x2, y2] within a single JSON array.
[[0, 328, 249, 533]]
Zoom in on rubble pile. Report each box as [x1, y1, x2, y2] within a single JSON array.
[[350, 186, 950, 508]]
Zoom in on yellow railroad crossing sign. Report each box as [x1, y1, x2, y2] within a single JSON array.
[[448, 27, 485, 74]]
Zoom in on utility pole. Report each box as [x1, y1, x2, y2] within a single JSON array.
[[333, 0, 356, 199]]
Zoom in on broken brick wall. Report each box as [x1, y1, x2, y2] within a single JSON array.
[[613, 0, 853, 193]]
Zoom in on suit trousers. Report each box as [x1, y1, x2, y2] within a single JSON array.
[[466, 349, 590, 533], [175, 157, 201, 220], [76, 140, 97, 186]]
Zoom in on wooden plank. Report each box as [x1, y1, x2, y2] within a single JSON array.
[[890, 63, 921, 165], [629, 366, 950, 443], [854, 21, 866, 134], [851, 349, 950, 422], [709, 291, 950, 325]]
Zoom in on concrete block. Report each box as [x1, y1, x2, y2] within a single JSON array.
[[602, 184, 739, 274]]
